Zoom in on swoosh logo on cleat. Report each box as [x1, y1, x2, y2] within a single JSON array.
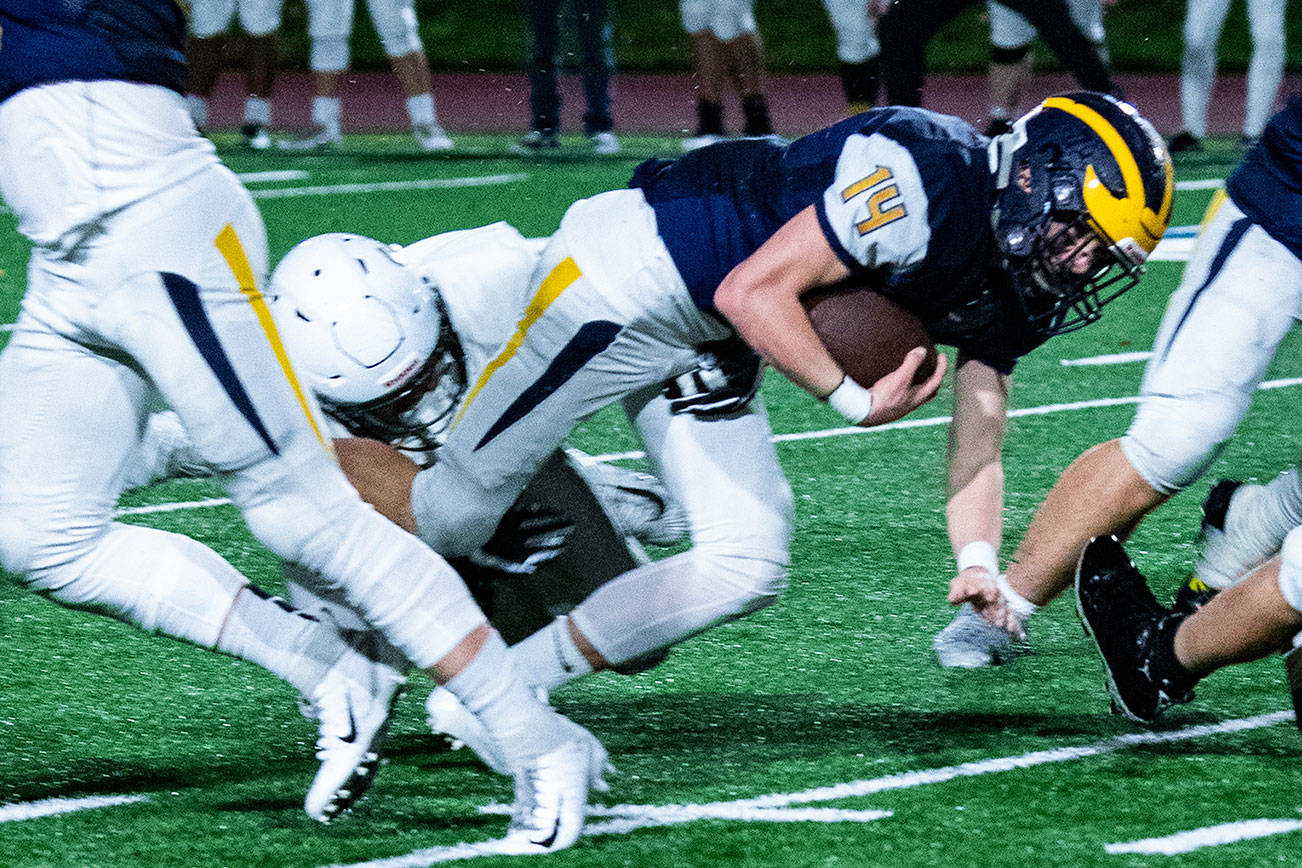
[[530, 805, 563, 849], [339, 703, 359, 744]]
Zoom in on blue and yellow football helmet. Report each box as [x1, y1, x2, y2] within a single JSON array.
[[991, 91, 1174, 337]]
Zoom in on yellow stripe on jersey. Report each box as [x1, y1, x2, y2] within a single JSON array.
[[1199, 189, 1229, 237], [454, 256, 582, 427], [214, 224, 331, 453]]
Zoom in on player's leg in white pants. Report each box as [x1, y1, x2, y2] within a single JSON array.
[[1122, 195, 1302, 498], [583, 389, 793, 657], [1243, 0, 1286, 138], [1179, 0, 1232, 138]]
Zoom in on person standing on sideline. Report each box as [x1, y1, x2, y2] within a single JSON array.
[[510, 0, 620, 155], [1168, 0, 1288, 152]]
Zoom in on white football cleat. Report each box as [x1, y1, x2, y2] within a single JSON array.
[[426, 686, 511, 775], [277, 125, 343, 152], [496, 722, 610, 855], [303, 656, 405, 823], [681, 133, 722, 152], [589, 131, 621, 155], [413, 123, 455, 152], [933, 603, 1016, 669], [574, 459, 690, 547]]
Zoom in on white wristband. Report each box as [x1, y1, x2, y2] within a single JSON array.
[[956, 540, 999, 577], [826, 375, 873, 424]]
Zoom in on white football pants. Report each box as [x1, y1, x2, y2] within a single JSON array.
[[0, 82, 485, 670], [1123, 194, 1302, 495]]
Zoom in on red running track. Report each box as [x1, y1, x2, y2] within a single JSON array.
[[205, 69, 1300, 138]]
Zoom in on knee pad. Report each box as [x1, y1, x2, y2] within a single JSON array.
[[1279, 528, 1302, 614], [365, 0, 423, 57], [1121, 390, 1246, 495], [237, 0, 284, 38]]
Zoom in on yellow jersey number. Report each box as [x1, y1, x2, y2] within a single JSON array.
[[840, 167, 907, 236]]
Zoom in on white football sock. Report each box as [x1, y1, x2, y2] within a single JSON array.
[[406, 93, 436, 126], [243, 95, 271, 126], [444, 630, 568, 766], [312, 96, 342, 135], [510, 616, 594, 693]]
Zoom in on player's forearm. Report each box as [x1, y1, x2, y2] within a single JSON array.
[[715, 277, 843, 397]]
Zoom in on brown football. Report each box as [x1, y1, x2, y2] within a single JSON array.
[[802, 287, 938, 387]]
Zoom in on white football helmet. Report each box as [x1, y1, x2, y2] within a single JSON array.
[[268, 233, 466, 452]]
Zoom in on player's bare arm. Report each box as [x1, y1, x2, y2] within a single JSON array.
[[944, 355, 1015, 628], [713, 204, 946, 424]]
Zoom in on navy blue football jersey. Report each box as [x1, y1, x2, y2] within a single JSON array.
[[631, 108, 1047, 373], [1227, 94, 1302, 262], [0, 0, 187, 104]]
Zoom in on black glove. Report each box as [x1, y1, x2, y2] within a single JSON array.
[[468, 503, 574, 575], [664, 340, 764, 417]]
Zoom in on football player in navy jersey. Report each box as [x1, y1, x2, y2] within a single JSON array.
[[392, 92, 1172, 757], [0, 1, 607, 850], [942, 96, 1302, 681]]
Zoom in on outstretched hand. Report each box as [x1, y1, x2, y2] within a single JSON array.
[[860, 347, 948, 427], [947, 568, 1025, 638]]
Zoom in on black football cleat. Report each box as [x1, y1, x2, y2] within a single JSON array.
[[1075, 535, 1193, 724]]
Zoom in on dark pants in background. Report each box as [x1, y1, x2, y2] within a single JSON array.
[[526, 0, 615, 136]]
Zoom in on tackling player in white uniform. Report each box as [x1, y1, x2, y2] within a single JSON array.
[[0, 1, 602, 851]]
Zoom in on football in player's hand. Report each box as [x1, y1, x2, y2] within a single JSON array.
[[802, 287, 938, 387]]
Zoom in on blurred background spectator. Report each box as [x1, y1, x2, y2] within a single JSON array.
[[876, 0, 1119, 108], [511, 0, 620, 154], [277, 0, 453, 152], [186, 0, 283, 148], [820, 0, 881, 115], [1169, 0, 1288, 152], [984, 0, 1111, 136], [680, 0, 776, 150]]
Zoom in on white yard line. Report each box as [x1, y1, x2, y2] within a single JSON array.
[[1106, 818, 1302, 855], [1174, 178, 1226, 191], [0, 794, 147, 823], [236, 170, 310, 184], [322, 711, 1293, 868], [250, 174, 527, 200], [1060, 351, 1153, 367]]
